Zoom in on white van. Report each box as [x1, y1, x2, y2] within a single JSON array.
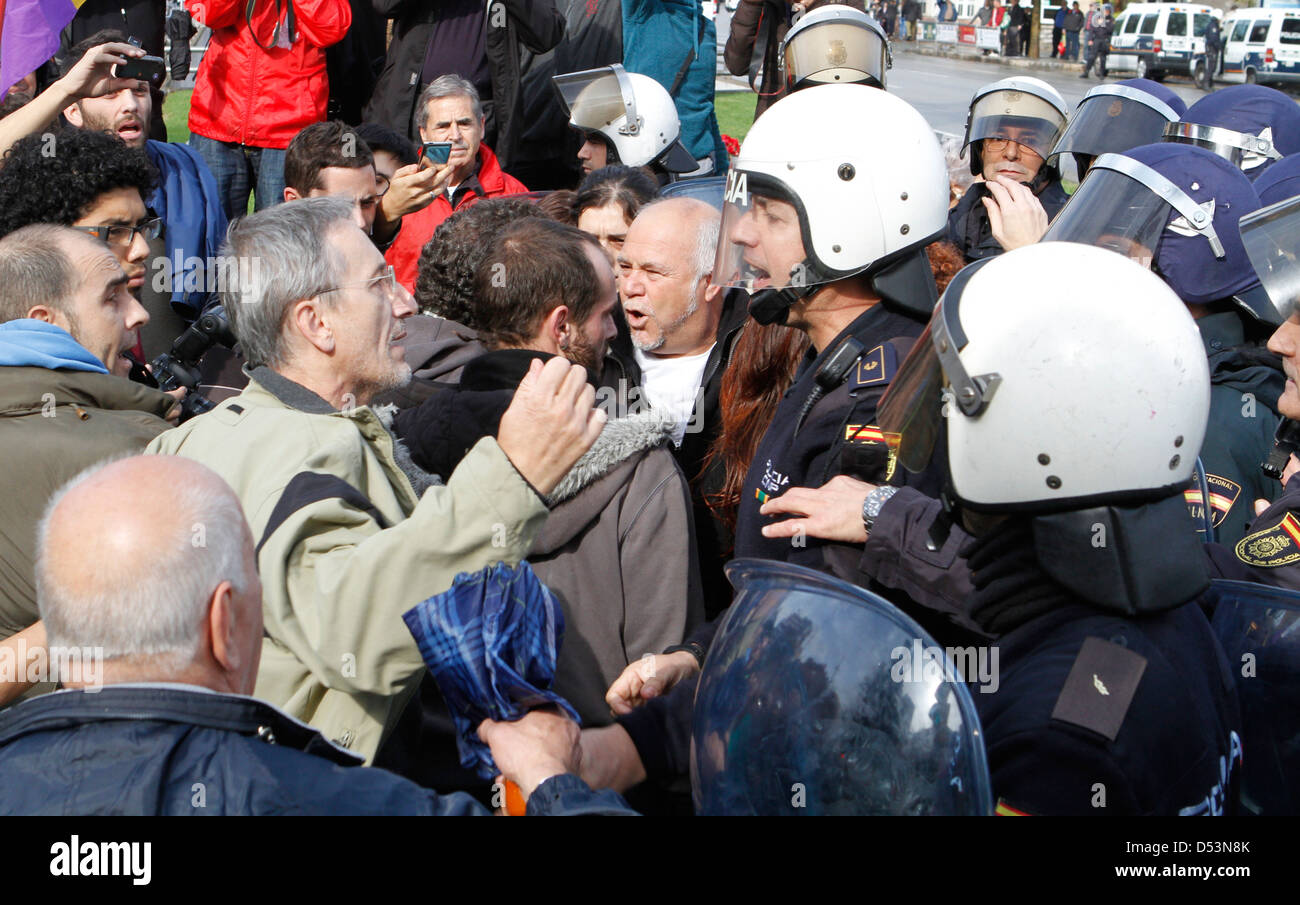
[[1106, 3, 1221, 81], [1220, 8, 1300, 86]]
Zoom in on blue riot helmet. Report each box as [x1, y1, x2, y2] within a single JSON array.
[[1239, 193, 1300, 324], [1042, 143, 1273, 322], [1164, 85, 1300, 180], [1203, 580, 1300, 815], [1253, 153, 1300, 208], [1049, 78, 1186, 177], [690, 559, 994, 816]]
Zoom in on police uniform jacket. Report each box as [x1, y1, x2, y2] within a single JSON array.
[[733, 302, 934, 565], [1189, 310, 1284, 546]]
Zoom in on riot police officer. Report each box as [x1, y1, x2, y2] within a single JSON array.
[[711, 83, 950, 566], [1164, 84, 1300, 181], [778, 4, 892, 93], [1042, 142, 1281, 545], [873, 243, 1243, 814], [1049, 77, 1185, 178], [554, 63, 699, 183], [948, 77, 1071, 264]]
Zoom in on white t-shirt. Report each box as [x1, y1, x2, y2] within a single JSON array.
[[634, 345, 715, 447]]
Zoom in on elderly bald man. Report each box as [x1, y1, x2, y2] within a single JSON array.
[[606, 197, 748, 619], [0, 455, 634, 815]]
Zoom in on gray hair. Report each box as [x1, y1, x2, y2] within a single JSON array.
[[220, 196, 352, 369], [416, 74, 484, 131], [639, 197, 721, 282], [36, 458, 253, 667], [0, 224, 82, 324]]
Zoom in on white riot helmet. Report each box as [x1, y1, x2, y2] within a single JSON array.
[[880, 242, 1209, 511], [780, 5, 891, 92], [961, 76, 1070, 177], [712, 84, 949, 323], [553, 64, 697, 173]]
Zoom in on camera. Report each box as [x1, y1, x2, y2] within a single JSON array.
[[148, 305, 238, 422]]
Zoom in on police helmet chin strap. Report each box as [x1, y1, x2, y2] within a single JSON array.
[[746, 266, 824, 325]]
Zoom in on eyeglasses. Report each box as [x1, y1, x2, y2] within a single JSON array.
[[74, 217, 163, 248], [319, 264, 399, 299], [984, 136, 1043, 157]]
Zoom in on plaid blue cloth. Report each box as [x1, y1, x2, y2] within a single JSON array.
[[402, 561, 580, 780]]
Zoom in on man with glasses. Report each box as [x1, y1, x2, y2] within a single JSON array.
[[147, 197, 607, 766], [0, 127, 194, 361], [948, 77, 1072, 264]]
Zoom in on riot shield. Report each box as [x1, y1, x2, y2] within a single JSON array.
[[1205, 578, 1300, 816], [659, 175, 726, 211], [691, 559, 994, 816]]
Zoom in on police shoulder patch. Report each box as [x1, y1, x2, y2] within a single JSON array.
[[1235, 512, 1300, 567], [853, 343, 898, 387], [995, 798, 1033, 816], [1183, 473, 1242, 530], [1050, 637, 1147, 741]]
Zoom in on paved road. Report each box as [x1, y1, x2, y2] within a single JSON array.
[[885, 48, 1209, 136]]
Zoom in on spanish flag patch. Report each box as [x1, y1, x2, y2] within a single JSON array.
[[1235, 511, 1300, 567], [995, 799, 1032, 816]]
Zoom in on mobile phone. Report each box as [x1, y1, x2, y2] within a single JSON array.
[[114, 55, 166, 89], [421, 141, 453, 165]]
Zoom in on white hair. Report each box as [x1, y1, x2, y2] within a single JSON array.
[[36, 458, 253, 668], [640, 197, 721, 282]]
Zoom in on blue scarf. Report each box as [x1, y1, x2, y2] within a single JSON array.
[[146, 140, 230, 320], [0, 320, 108, 373]]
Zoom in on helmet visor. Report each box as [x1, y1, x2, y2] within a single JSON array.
[[1050, 86, 1179, 163], [1163, 121, 1282, 173], [1042, 154, 1225, 265], [1239, 194, 1300, 322], [968, 91, 1067, 160], [713, 167, 816, 292], [554, 65, 634, 133], [877, 318, 944, 474], [783, 20, 889, 90]]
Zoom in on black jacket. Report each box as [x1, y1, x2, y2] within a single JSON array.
[[365, 0, 565, 169], [0, 685, 633, 815], [948, 178, 1070, 264]]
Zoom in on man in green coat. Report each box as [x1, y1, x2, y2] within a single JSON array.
[[148, 197, 605, 762]]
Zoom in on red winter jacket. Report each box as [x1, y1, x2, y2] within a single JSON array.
[[386, 143, 529, 293], [186, 0, 351, 150]]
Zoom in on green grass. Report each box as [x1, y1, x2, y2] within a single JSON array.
[[715, 92, 757, 144], [163, 89, 191, 144]]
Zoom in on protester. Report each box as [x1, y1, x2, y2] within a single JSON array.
[[574, 166, 661, 266], [0, 454, 636, 816], [0, 226, 172, 683], [146, 196, 606, 763]]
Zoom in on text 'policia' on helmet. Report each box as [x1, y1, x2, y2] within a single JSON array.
[[1049, 80, 1184, 175], [552, 64, 696, 173], [1041, 143, 1265, 311], [961, 77, 1069, 177], [1240, 194, 1300, 324], [712, 84, 948, 301], [1163, 84, 1300, 179], [780, 4, 891, 92], [878, 242, 1210, 511]]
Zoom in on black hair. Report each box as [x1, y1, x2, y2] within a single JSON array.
[[0, 127, 158, 238]]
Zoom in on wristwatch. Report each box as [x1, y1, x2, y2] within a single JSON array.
[[861, 485, 901, 534]]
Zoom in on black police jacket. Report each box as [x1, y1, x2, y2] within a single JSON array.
[[1191, 310, 1285, 546], [947, 178, 1070, 265], [966, 522, 1242, 815], [733, 302, 933, 565], [0, 685, 633, 816]]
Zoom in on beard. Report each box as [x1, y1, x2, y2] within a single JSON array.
[[563, 331, 606, 382], [629, 297, 700, 354]]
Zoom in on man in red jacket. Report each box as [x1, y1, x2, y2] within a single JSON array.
[[185, 0, 351, 221], [386, 75, 529, 293]]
